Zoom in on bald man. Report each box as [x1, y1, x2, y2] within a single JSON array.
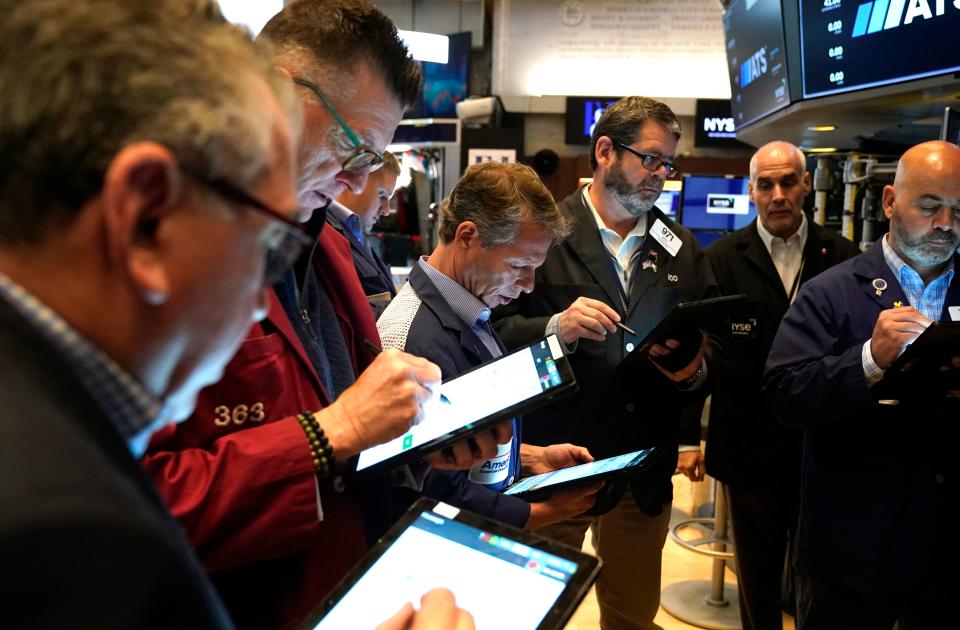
[[763, 141, 960, 629], [704, 141, 858, 629]]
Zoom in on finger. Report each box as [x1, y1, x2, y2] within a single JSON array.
[[648, 343, 670, 357], [572, 446, 594, 463], [415, 588, 458, 628], [376, 602, 414, 630], [585, 308, 619, 333], [579, 298, 621, 322], [455, 608, 476, 630], [446, 440, 477, 469], [491, 421, 513, 443], [470, 431, 499, 461], [576, 312, 609, 337]]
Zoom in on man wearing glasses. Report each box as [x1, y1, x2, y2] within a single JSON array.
[[142, 1, 494, 628], [493, 96, 717, 629]]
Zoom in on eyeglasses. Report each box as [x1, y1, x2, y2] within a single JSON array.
[[613, 141, 680, 178], [292, 77, 385, 173], [201, 177, 313, 285]]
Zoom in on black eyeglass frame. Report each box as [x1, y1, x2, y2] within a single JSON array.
[[613, 141, 680, 178]]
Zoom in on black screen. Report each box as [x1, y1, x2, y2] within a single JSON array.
[[723, 0, 792, 128], [800, 0, 960, 98], [564, 97, 621, 145], [694, 99, 753, 149]]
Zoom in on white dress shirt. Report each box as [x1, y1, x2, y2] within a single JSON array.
[[756, 212, 808, 302]]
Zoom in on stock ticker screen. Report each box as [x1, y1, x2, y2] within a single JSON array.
[[800, 0, 960, 98], [723, 0, 792, 128]]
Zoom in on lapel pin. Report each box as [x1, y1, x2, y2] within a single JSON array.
[[893, 300, 903, 308], [641, 250, 659, 273], [872, 278, 888, 297]]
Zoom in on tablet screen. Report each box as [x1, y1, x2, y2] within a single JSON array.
[[357, 335, 571, 472], [503, 449, 655, 496], [310, 505, 589, 629]]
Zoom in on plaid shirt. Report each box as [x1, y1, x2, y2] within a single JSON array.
[[0, 272, 164, 457]]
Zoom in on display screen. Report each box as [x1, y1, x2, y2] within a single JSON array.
[[942, 106, 960, 145], [504, 449, 655, 497], [311, 507, 583, 629], [800, 0, 960, 98], [655, 189, 680, 218], [723, 0, 792, 128], [357, 336, 569, 472], [694, 99, 752, 149], [564, 96, 621, 145], [405, 32, 471, 119], [679, 175, 757, 232]]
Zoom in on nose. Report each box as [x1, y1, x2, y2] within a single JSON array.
[[518, 269, 535, 293], [336, 168, 369, 195], [932, 205, 956, 229], [771, 183, 787, 202]]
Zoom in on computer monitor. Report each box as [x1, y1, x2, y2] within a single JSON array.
[[679, 175, 756, 247], [654, 180, 682, 218], [941, 106, 959, 146]]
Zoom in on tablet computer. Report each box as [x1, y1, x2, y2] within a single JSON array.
[[297, 497, 601, 630], [503, 448, 661, 500], [617, 294, 748, 373], [356, 335, 577, 476], [873, 320, 960, 397]]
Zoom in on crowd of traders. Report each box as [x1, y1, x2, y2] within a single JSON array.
[[1, 1, 957, 629]]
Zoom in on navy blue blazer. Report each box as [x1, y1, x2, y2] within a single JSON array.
[[377, 262, 530, 528], [326, 211, 396, 320], [0, 299, 232, 628], [763, 241, 960, 591]]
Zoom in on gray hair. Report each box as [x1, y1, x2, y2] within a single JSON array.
[[438, 162, 570, 247], [749, 141, 806, 181], [589, 96, 682, 171], [0, 0, 300, 245]]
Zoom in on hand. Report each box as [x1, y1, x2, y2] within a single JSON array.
[[649, 330, 707, 383], [869, 306, 932, 368], [521, 443, 594, 476], [376, 588, 474, 630], [317, 349, 441, 458], [677, 450, 705, 482], [558, 297, 620, 344], [426, 422, 514, 470], [525, 481, 604, 530]]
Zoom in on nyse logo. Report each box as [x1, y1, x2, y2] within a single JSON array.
[[739, 47, 768, 88], [852, 0, 960, 38], [704, 117, 735, 133]]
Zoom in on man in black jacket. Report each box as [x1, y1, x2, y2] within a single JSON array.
[[0, 1, 306, 627], [704, 141, 859, 630], [494, 97, 715, 630]]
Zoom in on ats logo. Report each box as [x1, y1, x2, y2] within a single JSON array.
[[740, 47, 768, 88], [852, 0, 960, 38]]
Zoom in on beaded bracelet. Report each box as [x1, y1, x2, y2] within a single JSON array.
[[296, 410, 335, 480]]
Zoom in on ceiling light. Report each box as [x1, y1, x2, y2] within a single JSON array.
[[807, 125, 837, 132]]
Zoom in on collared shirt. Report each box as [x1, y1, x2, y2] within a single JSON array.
[[583, 185, 647, 296], [862, 234, 956, 384], [327, 200, 365, 245], [0, 271, 165, 457], [418, 257, 501, 359], [756, 212, 808, 301]]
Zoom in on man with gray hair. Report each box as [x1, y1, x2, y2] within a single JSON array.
[[0, 0, 301, 626], [494, 97, 717, 629], [704, 141, 858, 630]]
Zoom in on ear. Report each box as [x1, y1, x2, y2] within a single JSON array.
[[594, 135, 616, 170], [801, 170, 812, 196], [453, 220, 482, 251], [100, 142, 183, 307], [881, 184, 896, 221], [748, 180, 756, 204]]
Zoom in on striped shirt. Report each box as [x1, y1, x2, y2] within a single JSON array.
[[418, 257, 501, 359], [0, 272, 165, 457]]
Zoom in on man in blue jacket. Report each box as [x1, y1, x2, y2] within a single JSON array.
[[378, 162, 602, 530], [763, 140, 960, 629]]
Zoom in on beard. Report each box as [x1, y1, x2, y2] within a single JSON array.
[[891, 214, 960, 267], [604, 160, 663, 217]]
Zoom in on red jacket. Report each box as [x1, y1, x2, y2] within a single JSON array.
[[144, 227, 381, 629]]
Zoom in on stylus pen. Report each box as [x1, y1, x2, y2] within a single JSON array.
[[616, 321, 638, 336]]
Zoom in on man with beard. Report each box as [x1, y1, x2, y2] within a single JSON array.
[[763, 140, 960, 629], [704, 141, 859, 630], [493, 96, 716, 629]]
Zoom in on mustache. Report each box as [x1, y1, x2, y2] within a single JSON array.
[[925, 232, 959, 243]]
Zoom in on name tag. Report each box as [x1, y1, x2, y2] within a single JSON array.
[[650, 218, 682, 257], [949, 306, 960, 322]]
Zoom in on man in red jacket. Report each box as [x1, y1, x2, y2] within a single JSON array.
[[144, 2, 499, 628]]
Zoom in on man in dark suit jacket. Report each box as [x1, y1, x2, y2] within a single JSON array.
[[0, 1, 303, 626], [705, 141, 860, 630], [763, 141, 960, 629], [494, 97, 716, 629], [378, 162, 600, 530], [328, 150, 402, 318]]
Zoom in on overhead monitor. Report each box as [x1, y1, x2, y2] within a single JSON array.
[[723, 0, 793, 128], [800, 0, 960, 98], [564, 97, 621, 145], [404, 32, 471, 119], [679, 174, 756, 233], [694, 99, 753, 149]]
